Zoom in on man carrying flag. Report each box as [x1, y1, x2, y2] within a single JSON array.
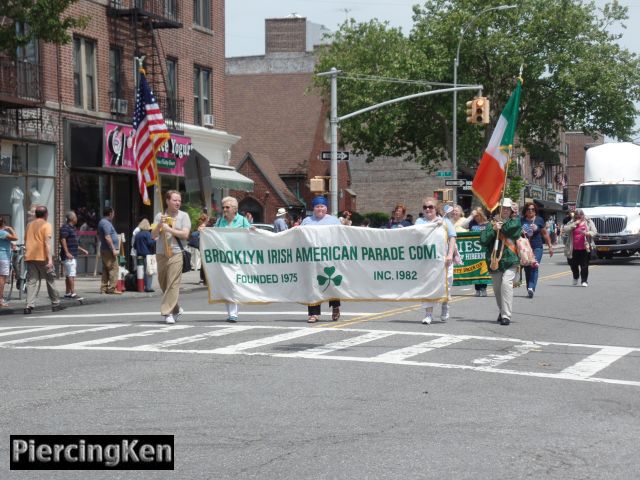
[[471, 77, 522, 212], [133, 65, 171, 205]]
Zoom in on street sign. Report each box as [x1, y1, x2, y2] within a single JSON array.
[[320, 151, 350, 161], [436, 170, 452, 177], [445, 179, 466, 187]]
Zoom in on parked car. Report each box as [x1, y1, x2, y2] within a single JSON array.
[[251, 223, 276, 232]]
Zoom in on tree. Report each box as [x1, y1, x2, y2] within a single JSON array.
[[314, 0, 640, 172], [0, 0, 87, 56]]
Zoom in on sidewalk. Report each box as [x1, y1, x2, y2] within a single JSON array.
[[0, 270, 207, 316]]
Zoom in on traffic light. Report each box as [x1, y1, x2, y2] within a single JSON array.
[[475, 96, 490, 124], [434, 189, 444, 201], [433, 189, 453, 202], [466, 97, 490, 124]]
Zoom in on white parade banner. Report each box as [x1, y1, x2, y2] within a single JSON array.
[[200, 224, 449, 305]]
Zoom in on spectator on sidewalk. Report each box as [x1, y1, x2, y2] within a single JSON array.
[[0, 218, 18, 307], [133, 219, 156, 292], [97, 207, 122, 295], [23, 206, 64, 314], [273, 208, 289, 232], [60, 210, 88, 299]]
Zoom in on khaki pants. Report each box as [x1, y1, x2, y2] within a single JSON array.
[[25, 261, 60, 308], [490, 266, 517, 320], [156, 253, 183, 316], [101, 249, 119, 293]]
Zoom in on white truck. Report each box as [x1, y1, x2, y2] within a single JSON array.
[[576, 142, 640, 258]]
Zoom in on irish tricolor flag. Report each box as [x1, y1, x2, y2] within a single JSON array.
[[471, 78, 522, 212]]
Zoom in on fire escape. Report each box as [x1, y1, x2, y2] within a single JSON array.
[[107, 0, 184, 132]]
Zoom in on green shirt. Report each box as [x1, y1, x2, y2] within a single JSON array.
[[479, 217, 522, 271], [215, 213, 251, 229]]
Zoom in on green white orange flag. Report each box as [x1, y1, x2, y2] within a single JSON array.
[[471, 78, 522, 212]]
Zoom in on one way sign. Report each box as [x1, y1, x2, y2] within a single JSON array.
[[321, 151, 350, 161]]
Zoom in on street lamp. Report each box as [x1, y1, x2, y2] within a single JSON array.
[[452, 4, 516, 204]]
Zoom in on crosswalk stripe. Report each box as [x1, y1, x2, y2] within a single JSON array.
[[55, 325, 192, 348], [280, 331, 395, 357], [0, 325, 72, 338], [131, 326, 254, 350], [0, 325, 125, 346], [209, 328, 321, 354], [373, 335, 466, 362], [560, 346, 635, 379], [472, 342, 540, 368]]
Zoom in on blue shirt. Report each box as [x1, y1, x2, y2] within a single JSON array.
[[0, 230, 11, 262], [59, 223, 80, 260], [98, 217, 119, 251], [415, 216, 456, 238], [521, 216, 545, 249], [300, 214, 341, 226]]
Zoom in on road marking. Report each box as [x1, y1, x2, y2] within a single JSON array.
[[29, 310, 377, 320], [0, 325, 73, 338], [559, 346, 635, 379], [0, 325, 124, 346], [3, 324, 638, 388], [472, 342, 540, 368], [281, 331, 395, 358], [374, 335, 466, 363]]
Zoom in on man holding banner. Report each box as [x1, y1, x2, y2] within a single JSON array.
[[300, 196, 342, 323]]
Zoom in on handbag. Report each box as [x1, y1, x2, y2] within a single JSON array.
[[516, 236, 535, 266], [176, 238, 192, 273]]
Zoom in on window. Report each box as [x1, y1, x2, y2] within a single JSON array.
[[15, 22, 39, 98], [193, 66, 210, 125], [193, 0, 211, 29], [109, 46, 123, 99], [73, 37, 97, 110], [164, 0, 177, 19]]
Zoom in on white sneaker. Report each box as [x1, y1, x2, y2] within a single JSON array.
[[422, 314, 432, 325], [441, 303, 449, 322], [572, 278, 578, 286], [581, 282, 588, 287], [165, 314, 175, 324], [175, 307, 184, 321]]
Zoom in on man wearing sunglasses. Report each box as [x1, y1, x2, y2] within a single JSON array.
[[415, 198, 456, 324]]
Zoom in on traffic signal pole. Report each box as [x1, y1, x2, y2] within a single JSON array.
[[317, 68, 481, 216]]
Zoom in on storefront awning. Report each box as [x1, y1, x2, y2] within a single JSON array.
[[534, 199, 563, 211], [210, 164, 254, 192]]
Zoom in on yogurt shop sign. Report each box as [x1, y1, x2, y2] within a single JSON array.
[[103, 122, 192, 176]]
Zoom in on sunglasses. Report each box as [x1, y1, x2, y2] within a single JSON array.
[[423, 205, 435, 210]]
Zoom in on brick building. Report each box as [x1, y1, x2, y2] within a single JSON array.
[[0, 0, 244, 272]]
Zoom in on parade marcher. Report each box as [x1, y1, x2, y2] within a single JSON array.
[[152, 190, 191, 324], [563, 208, 597, 287], [23, 206, 64, 314], [387, 203, 412, 228], [273, 208, 289, 232], [60, 210, 88, 299], [300, 195, 342, 323], [0, 218, 18, 307], [468, 207, 490, 297], [479, 198, 522, 325], [97, 207, 122, 295], [133, 219, 156, 292], [521, 202, 554, 298], [188, 213, 209, 285], [450, 204, 472, 232], [415, 197, 456, 324], [215, 196, 251, 322]]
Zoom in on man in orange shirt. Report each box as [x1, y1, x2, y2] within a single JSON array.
[[24, 206, 64, 314]]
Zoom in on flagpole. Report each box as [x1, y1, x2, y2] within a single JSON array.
[[489, 147, 512, 270]]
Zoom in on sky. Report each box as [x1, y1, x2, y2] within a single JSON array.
[[225, 0, 640, 57]]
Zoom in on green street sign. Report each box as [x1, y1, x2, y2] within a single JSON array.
[[436, 171, 452, 177]]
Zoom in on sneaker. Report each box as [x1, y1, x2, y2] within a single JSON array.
[[422, 314, 432, 325], [227, 316, 238, 323], [175, 307, 184, 321], [331, 306, 341, 321], [440, 304, 449, 322], [480, 290, 487, 297], [497, 314, 502, 324], [572, 278, 578, 286], [165, 314, 175, 324], [500, 317, 511, 326], [69, 293, 78, 299], [581, 282, 588, 287], [307, 315, 317, 324], [63, 293, 72, 298], [527, 288, 534, 298], [23, 306, 33, 315]]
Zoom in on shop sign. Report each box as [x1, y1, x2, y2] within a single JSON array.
[[546, 190, 557, 201], [530, 185, 543, 200], [103, 122, 192, 176]]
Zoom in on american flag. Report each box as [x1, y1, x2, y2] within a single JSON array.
[[133, 70, 170, 205]]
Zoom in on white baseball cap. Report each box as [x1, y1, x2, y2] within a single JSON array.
[[276, 208, 287, 216]]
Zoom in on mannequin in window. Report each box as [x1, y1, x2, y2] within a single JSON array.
[[29, 184, 41, 207], [10, 184, 25, 243]]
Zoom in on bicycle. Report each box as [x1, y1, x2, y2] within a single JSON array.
[[5, 244, 27, 302]]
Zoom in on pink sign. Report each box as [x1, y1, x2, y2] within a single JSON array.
[[104, 122, 192, 177]]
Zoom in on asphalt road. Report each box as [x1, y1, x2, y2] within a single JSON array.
[[1, 252, 639, 479]]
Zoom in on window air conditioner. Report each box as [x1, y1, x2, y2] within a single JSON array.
[[203, 113, 215, 127], [117, 99, 128, 115]]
